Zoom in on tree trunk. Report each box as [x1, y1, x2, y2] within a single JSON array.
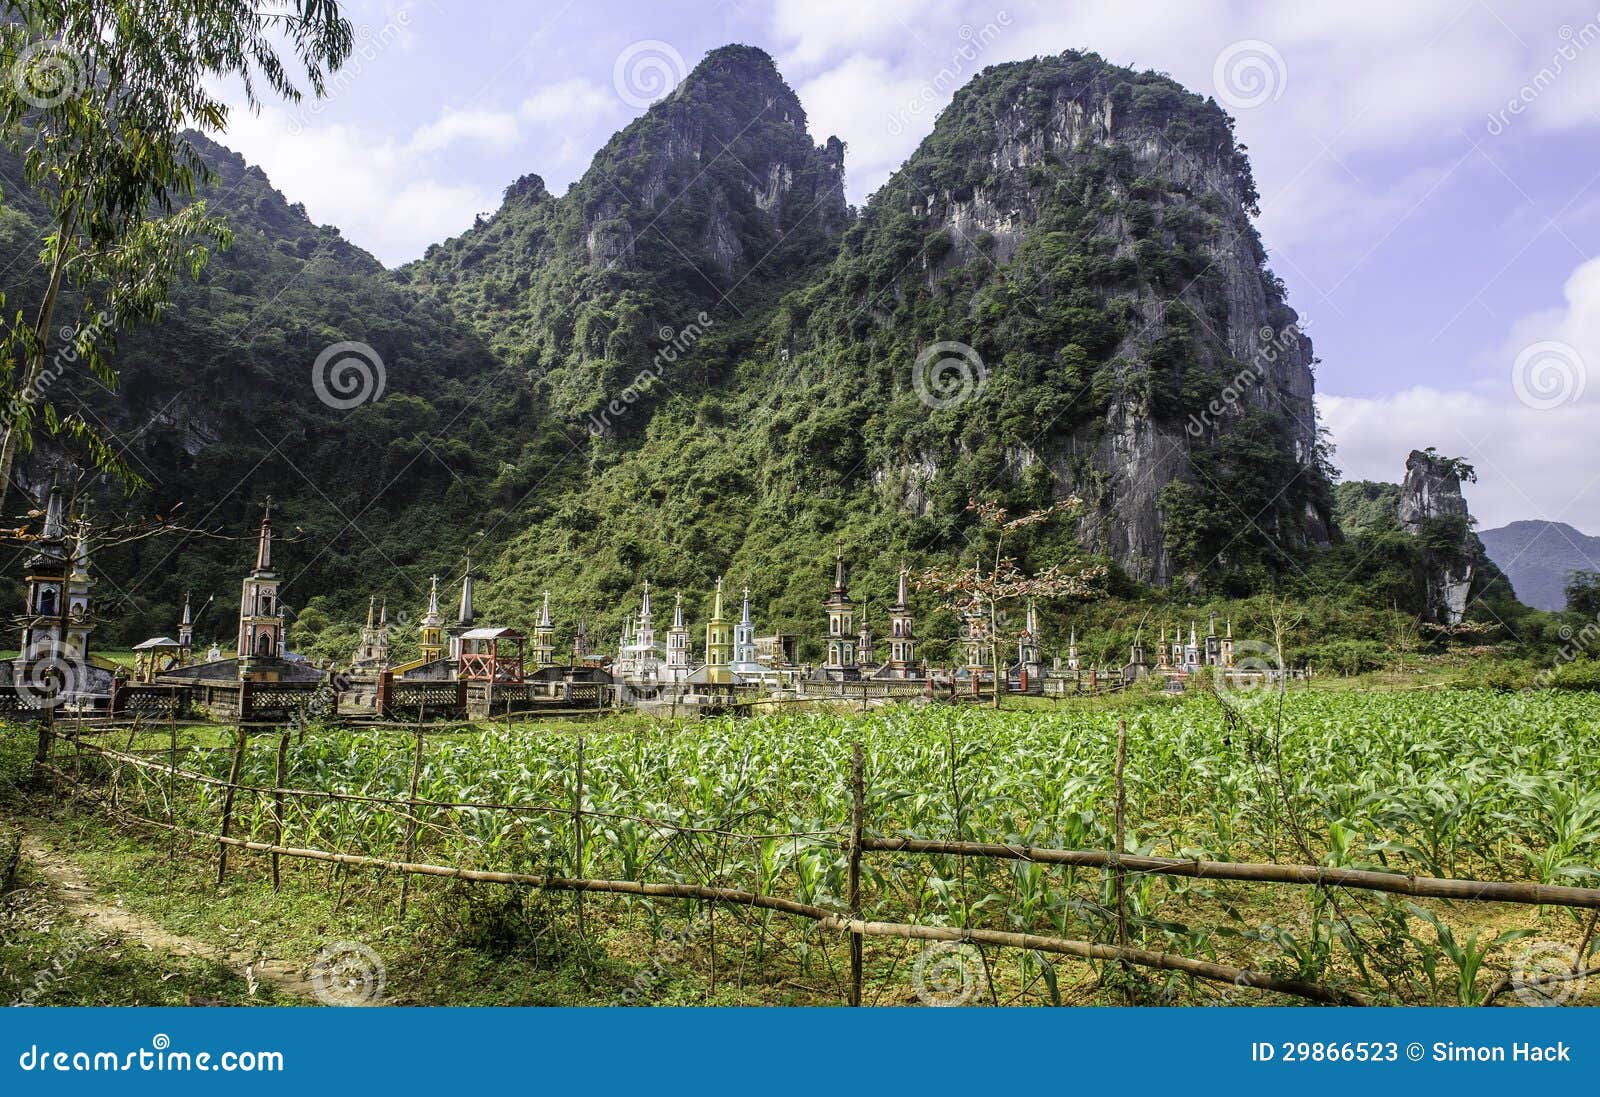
[[0, 203, 79, 516], [989, 600, 1002, 710]]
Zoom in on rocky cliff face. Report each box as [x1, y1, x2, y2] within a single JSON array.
[[1398, 449, 1478, 624], [785, 52, 1330, 584]]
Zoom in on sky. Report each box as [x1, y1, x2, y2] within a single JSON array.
[[212, 0, 1600, 533]]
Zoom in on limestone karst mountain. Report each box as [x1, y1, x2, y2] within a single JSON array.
[[4, 44, 1357, 648]]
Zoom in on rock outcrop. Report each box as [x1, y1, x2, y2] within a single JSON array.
[[1398, 449, 1478, 624]]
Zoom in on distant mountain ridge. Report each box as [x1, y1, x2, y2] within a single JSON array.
[[1478, 521, 1600, 611]]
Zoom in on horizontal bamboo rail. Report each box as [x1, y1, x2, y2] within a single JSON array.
[[74, 786, 1363, 1006], [80, 795, 837, 922], [817, 918, 1364, 1006], [860, 837, 1600, 910]]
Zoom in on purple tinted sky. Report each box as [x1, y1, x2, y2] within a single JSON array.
[[215, 0, 1600, 531]]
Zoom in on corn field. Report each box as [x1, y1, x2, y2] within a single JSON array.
[[80, 689, 1600, 1004]]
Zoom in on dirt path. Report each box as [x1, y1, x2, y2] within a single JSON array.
[[14, 830, 317, 1002]]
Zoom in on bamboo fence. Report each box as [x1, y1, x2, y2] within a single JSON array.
[[38, 722, 1600, 1008]]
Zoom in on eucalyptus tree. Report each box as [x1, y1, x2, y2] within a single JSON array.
[[0, 1, 353, 509]]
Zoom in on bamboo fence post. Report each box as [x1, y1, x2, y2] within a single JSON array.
[[272, 730, 290, 892], [848, 740, 865, 1007], [399, 706, 425, 917], [108, 717, 134, 812], [1113, 719, 1129, 953], [216, 726, 247, 884], [167, 718, 179, 862], [574, 734, 586, 944]]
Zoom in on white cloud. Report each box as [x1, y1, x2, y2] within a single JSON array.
[[773, 0, 1579, 247], [796, 56, 929, 197], [1502, 255, 1600, 373], [406, 108, 521, 155], [213, 102, 500, 265], [772, 0, 952, 67], [519, 78, 617, 129]]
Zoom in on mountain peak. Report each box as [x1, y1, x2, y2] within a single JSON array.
[[689, 43, 781, 83], [1489, 518, 1586, 537]]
